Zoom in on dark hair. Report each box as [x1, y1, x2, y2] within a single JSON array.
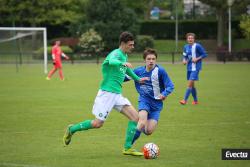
[[186, 32, 196, 39], [143, 48, 158, 60], [119, 31, 134, 44]]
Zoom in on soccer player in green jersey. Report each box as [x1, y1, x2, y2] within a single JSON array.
[[63, 31, 148, 156]]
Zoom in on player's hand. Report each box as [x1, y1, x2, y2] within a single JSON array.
[[159, 94, 166, 101], [192, 57, 201, 63], [65, 56, 70, 60], [139, 77, 149, 83], [182, 60, 187, 65], [123, 62, 133, 68]]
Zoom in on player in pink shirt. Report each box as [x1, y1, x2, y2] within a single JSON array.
[[46, 41, 69, 80]]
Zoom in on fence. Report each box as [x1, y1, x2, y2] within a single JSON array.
[[0, 50, 250, 65]]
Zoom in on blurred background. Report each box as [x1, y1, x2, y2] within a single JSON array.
[[0, 0, 250, 68]]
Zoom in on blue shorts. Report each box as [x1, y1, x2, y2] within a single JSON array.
[[187, 71, 200, 81], [138, 100, 163, 122]]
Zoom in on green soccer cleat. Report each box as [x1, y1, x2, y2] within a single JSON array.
[[63, 124, 73, 146], [122, 148, 143, 156]]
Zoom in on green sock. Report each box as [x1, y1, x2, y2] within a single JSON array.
[[124, 120, 137, 150], [69, 120, 93, 134]]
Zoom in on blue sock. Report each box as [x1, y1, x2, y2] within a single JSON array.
[[132, 129, 141, 145], [184, 88, 192, 101], [191, 87, 198, 102]]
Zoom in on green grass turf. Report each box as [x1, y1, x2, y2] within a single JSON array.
[[0, 63, 250, 167]]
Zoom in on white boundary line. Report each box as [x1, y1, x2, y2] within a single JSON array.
[[0, 162, 49, 167]]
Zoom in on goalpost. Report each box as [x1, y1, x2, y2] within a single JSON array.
[[0, 27, 48, 73]]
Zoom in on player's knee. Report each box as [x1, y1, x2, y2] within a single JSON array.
[[144, 131, 153, 135], [144, 128, 154, 135], [138, 120, 147, 129]]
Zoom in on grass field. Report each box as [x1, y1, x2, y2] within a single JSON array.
[[0, 63, 250, 167]]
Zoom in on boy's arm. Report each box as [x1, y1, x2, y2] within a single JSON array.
[[124, 74, 132, 82], [160, 69, 174, 97], [126, 68, 140, 81], [51, 47, 56, 64], [126, 68, 149, 83], [62, 53, 69, 60], [124, 68, 142, 82], [182, 46, 188, 65], [108, 54, 123, 66], [192, 44, 207, 63], [198, 44, 207, 59]]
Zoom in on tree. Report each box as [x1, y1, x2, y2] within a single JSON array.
[[198, 0, 249, 47], [240, 14, 250, 39], [121, 0, 154, 20], [0, 0, 84, 55], [84, 0, 139, 51], [0, 0, 82, 26], [79, 29, 104, 55], [197, 0, 228, 47]]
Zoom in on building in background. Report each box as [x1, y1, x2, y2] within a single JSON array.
[[183, 0, 212, 19]]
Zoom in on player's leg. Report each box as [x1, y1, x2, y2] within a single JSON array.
[[145, 119, 158, 135], [59, 69, 64, 80], [119, 105, 143, 156], [57, 62, 64, 80], [144, 109, 160, 135], [63, 90, 114, 146], [47, 66, 57, 79], [69, 119, 102, 134], [180, 71, 194, 105], [191, 71, 199, 104], [191, 83, 198, 104], [63, 119, 96, 146], [131, 100, 150, 144], [187, 80, 195, 100], [131, 110, 148, 145], [120, 105, 138, 148]]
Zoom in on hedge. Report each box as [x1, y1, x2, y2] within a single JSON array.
[[140, 20, 242, 39]]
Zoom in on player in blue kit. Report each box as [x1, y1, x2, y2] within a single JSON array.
[[125, 48, 174, 144], [180, 33, 207, 105]]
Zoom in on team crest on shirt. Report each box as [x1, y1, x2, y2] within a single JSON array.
[[119, 66, 126, 74]]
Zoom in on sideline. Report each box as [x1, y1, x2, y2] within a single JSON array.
[[0, 163, 49, 167]]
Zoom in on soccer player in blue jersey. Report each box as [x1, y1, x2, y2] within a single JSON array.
[[180, 33, 207, 105], [125, 48, 174, 144]]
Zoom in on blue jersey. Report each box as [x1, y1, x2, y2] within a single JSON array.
[[183, 43, 207, 71], [131, 65, 174, 104]]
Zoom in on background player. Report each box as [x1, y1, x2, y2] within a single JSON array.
[[180, 33, 207, 105], [125, 48, 174, 145], [46, 40, 69, 80], [63, 32, 148, 156]]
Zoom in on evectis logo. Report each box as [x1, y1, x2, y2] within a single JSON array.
[[222, 149, 250, 160]]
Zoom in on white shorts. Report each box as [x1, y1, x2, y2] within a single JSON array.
[[92, 90, 131, 121]]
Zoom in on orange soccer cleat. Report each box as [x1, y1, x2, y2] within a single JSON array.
[[192, 101, 199, 105], [179, 100, 187, 105]]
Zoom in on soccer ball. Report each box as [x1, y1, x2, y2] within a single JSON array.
[[143, 143, 160, 159]]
